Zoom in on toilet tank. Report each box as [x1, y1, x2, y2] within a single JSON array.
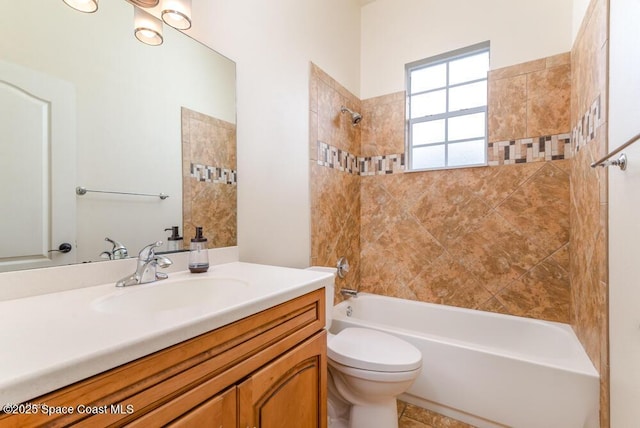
[[306, 266, 336, 329]]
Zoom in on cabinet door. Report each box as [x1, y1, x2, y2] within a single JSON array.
[[168, 386, 237, 428], [238, 331, 327, 428]]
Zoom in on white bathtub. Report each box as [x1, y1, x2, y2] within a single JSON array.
[[330, 293, 599, 428]]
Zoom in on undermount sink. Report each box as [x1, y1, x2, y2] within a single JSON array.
[[92, 277, 250, 314]]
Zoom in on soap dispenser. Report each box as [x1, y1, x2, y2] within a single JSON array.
[[189, 226, 209, 273], [164, 226, 183, 252]]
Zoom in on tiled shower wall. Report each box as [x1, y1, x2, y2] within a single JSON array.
[[182, 107, 237, 249], [360, 160, 571, 321], [311, 7, 609, 421], [309, 64, 362, 295], [311, 53, 573, 323], [359, 54, 572, 323], [570, 0, 610, 425]]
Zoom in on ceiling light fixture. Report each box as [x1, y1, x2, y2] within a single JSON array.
[[161, 0, 192, 30], [62, 0, 98, 13], [134, 7, 164, 46], [63, 0, 193, 46], [127, 0, 159, 6]]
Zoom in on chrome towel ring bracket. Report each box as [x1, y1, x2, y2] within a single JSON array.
[[592, 153, 627, 171], [591, 131, 639, 170]]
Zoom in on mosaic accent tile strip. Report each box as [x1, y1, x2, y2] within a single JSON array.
[[360, 153, 405, 175], [317, 141, 405, 175], [488, 133, 572, 166], [191, 163, 237, 185], [320, 134, 571, 174], [571, 95, 602, 153], [317, 142, 360, 174]]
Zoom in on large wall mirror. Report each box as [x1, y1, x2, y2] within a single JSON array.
[[0, 0, 236, 272]]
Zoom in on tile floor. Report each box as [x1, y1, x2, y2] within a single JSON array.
[[397, 401, 475, 428]]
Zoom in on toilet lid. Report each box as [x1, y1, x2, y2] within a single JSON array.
[[328, 328, 422, 372]]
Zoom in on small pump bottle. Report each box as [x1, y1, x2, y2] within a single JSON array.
[[164, 226, 183, 252], [189, 226, 209, 273]]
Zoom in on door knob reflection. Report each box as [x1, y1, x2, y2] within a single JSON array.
[[49, 243, 72, 254]]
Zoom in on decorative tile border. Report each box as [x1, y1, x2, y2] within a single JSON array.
[[487, 133, 571, 166], [317, 142, 405, 175], [571, 95, 602, 153], [190, 163, 237, 185], [360, 153, 405, 175], [319, 131, 573, 174], [317, 142, 360, 174]]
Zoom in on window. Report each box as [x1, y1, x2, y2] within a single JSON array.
[[406, 42, 489, 170]]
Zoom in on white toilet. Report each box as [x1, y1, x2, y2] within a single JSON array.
[[309, 267, 422, 428]]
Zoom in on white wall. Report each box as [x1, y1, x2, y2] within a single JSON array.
[[360, 0, 573, 99], [608, 0, 640, 424], [187, 0, 361, 268]]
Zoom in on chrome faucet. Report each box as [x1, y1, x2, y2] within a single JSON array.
[[101, 237, 129, 260], [115, 241, 173, 287]]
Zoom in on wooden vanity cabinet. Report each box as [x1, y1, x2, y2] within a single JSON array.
[[239, 331, 326, 428], [0, 289, 327, 428], [167, 386, 237, 427]]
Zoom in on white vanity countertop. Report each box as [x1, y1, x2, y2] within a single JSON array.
[[0, 262, 333, 405]]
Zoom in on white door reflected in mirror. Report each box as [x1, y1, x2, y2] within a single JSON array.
[[0, 60, 76, 272]]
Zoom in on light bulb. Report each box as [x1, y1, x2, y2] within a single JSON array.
[[134, 7, 163, 46], [62, 0, 98, 13], [161, 0, 192, 30]]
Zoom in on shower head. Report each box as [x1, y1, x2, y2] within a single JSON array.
[[341, 105, 362, 126]]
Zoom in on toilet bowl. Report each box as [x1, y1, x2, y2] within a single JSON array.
[[306, 267, 422, 428]]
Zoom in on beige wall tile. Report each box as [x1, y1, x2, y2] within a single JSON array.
[[478, 296, 510, 315], [459, 162, 545, 208], [446, 212, 549, 294], [488, 74, 528, 142], [552, 243, 570, 272], [309, 111, 319, 161], [409, 173, 493, 247], [489, 58, 546, 80], [407, 252, 492, 309], [526, 64, 571, 137], [188, 182, 237, 248], [181, 108, 237, 249], [361, 91, 405, 156], [359, 161, 570, 319], [359, 212, 444, 296], [496, 257, 570, 323], [495, 162, 570, 254], [570, 0, 609, 424], [488, 54, 571, 143], [309, 65, 361, 293]]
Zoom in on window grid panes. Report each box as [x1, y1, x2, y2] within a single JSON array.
[[406, 42, 489, 170]]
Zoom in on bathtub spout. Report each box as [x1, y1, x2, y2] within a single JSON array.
[[340, 288, 358, 298]]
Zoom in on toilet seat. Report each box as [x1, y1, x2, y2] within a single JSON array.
[[328, 358, 421, 383], [328, 327, 422, 372]]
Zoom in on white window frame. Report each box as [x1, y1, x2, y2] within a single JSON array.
[[406, 41, 490, 171]]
